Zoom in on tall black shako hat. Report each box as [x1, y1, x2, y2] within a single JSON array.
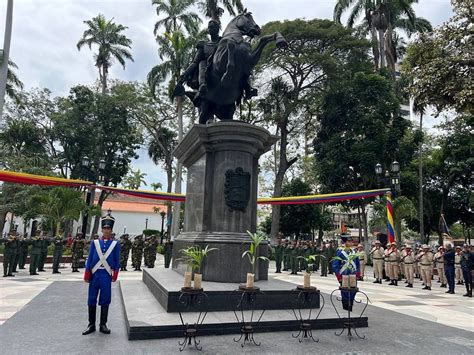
[[340, 233, 353, 243], [101, 209, 115, 229]]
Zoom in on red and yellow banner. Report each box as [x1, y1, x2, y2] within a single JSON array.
[[0, 170, 390, 205]]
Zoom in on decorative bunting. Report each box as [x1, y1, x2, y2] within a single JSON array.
[[0, 170, 93, 187], [98, 186, 186, 202]]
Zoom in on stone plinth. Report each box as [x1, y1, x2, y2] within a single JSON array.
[[172, 121, 278, 283]]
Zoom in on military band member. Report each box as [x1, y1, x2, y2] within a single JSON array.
[[455, 246, 463, 285], [18, 236, 29, 269], [370, 240, 384, 283], [357, 244, 366, 281], [402, 243, 415, 288], [387, 242, 400, 286], [82, 213, 120, 335], [1, 232, 18, 277], [417, 244, 434, 290], [435, 246, 447, 288], [28, 232, 43, 275]]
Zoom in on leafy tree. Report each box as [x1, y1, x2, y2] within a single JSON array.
[[402, 0, 473, 114], [257, 19, 370, 240], [334, 0, 432, 74], [54, 83, 142, 234], [123, 169, 147, 190], [151, 182, 163, 191], [0, 0, 13, 119], [77, 14, 134, 94], [313, 71, 413, 244], [0, 51, 24, 103]]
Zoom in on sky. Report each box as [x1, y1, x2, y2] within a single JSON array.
[[0, 0, 454, 189]]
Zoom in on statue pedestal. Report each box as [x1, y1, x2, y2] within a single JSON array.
[[171, 121, 278, 283]]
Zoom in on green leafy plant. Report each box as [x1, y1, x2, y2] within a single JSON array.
[[298, 254, 326, 274], [242, 231, 270, 275], [179, 245, 217, 274], [330, 252, 363, 273]]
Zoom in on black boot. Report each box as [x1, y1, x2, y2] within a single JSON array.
[[373, 279, 379, 284], [394, 280, 398, 286], [99, 305, 111, 334], [82, 306, 96, 335]]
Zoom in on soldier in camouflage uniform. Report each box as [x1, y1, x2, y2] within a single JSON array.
[[131, 235, 144, 271], [282, 240, 290, 271], [18, 235, 29, 269], [28, 232, 43, 275], [119, 234, 132, 271], [1, 232, 18, 277], [71, 233, 86, 272], [320, 241, 329, 277], [52, 235, 67, 274], [274, 238, 284, 273], [144, 235, 159, 268], [37, 236, 51, 272], [12, 233, 21, 273]]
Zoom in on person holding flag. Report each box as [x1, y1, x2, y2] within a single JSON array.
[[82, 212, 121, 335]]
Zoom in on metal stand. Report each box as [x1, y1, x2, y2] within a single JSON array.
[[177, 288, 208, 351], [330, 287, 369, 341], [290, 285, 325, 343], [232, 285, 266, 347]]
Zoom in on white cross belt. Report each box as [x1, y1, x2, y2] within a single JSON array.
[[92, 240, 117, 275]]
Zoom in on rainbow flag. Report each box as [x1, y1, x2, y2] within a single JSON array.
[[386, 192, 395, 243]]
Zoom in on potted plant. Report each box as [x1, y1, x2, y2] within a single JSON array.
[[297, 254, 325, 288], [242, 231, 270, 288], [331, 252, 362, 288], [179, 245, 217, 290]]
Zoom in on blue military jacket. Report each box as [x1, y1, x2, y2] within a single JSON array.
[[85, 238, 120, 274]]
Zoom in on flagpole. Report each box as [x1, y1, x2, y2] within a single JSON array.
[[0, 0, 14, 119]]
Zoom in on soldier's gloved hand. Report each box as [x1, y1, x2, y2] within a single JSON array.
[[84, 270, 91, 283], [112, 270, 119, 282]]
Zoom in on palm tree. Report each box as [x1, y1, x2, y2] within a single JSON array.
[[77, 14, 134, 94], [31, 187, 100, 236], [334, 0, 432, 74], [197, 0, 244, 21], [123, 169, 147, 190], [153, 0, 201, 35], [0, 0, 14, 119], [0, 51, 24, 103]]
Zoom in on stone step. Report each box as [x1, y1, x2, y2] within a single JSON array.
[[120, 280, 368, 340]]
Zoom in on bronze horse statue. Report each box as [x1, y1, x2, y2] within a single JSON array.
[[180, 11, 287, 124]]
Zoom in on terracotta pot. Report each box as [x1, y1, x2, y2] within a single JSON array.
[[194, 273, 202, 289], [184, 271, 192, 288], [246, 273, 255, 288], [303, 273, 311, 288]]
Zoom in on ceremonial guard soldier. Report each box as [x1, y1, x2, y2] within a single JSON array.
[[119, 234, 132, 271], [332, 234, 360, 311], [320, 242, 329, 277], [37, 235, 51, 272], [401, 243, 415, 288], [12, 233, 21, 273], [455, 246, 463, 285], [370, 240, 384, 283], [52, 234, 67, 274], [282, 240, 290, 271], [82, 212, 120, 335], [357, 244, 366, 281], [28, 231, 43, 275], [18, 235, 29, 269], [274, 237, 284, 273], [417, 244, 434, 290], [434, 246, 447, 288]]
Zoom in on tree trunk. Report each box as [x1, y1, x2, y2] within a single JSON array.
[[171, 96, 184, 238], [166, 161, 173, 237], [91, 189, 108, 235], [370, 25, 380, 71], [378, 29, 386, 68], [0, 0, 14, 119], [418, 111, 424, 242], [101, 64, 107, 94], [0, 210, 7, 236], [384, 25, 396, 78]]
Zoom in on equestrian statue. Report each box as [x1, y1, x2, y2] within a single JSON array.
[[176, 10, 287, 124]]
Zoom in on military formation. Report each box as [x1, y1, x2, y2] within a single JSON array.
[[272, 236, 337, 277], [1, 228, 170, 276], [367, 240, 474, 297]]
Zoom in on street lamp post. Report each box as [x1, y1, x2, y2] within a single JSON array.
[[160, 211, 166, 244], [145, 218, 148, 230]]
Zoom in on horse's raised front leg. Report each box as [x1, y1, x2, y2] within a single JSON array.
[[250, 32, 287, 67], [221, 41, 235, 86]]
